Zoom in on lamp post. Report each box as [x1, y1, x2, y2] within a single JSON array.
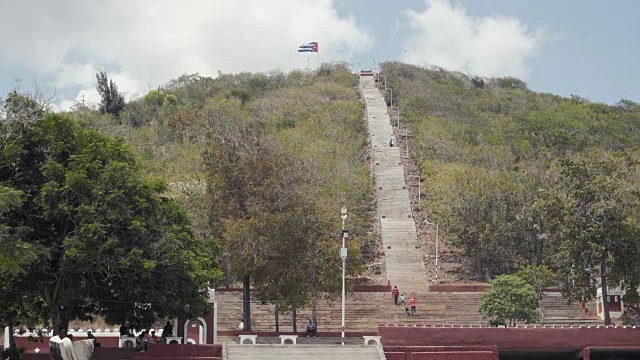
[[340, 207, 349, 346], [425, 220, 439, 282]]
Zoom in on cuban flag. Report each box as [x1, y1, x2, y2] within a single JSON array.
[[298, 41, 318, 53]]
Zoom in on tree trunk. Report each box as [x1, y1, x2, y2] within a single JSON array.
[[312, 301, 317, 329], [274, 301, 279, 333], [242, 275, 252, 331], [50, 304, 69, 337], [601, 257, 611, 326], [8, 324, 18, 360], [292, 305, 297, 332], [223, 255, 230, 288]]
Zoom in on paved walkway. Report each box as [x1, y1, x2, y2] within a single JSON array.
[[360, 76, 428, 297]]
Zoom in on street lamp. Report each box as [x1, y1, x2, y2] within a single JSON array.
[[340, 207, 349, 346], [425, 220, 439, 282]]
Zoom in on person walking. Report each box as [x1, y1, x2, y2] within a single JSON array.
[[400, 294, 405, 306], [392, 286, 400, 305], [409, 297, 417, 317]]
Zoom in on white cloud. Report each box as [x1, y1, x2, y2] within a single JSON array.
[[403, 0, 542, 78], [0, 0, 374, 109]]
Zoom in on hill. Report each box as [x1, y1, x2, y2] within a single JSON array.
[[71, 64, 381, 285], [380, 62, 640, 282]]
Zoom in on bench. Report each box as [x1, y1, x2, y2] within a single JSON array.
[[239, 335, 257, 345], [118, 336, 136, 348], [165, 337, 183, 344], [279, 335, 298, 345], [363, 336, 381, 345]]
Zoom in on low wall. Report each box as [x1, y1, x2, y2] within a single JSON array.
[[428, 284, 562, 293], [215, 284, 391, 292], [384, 346, 498, 360], [22, 347, 136, 360], [378, 325, 640, 352], [13, 336, 120, 354], [134, 344, 222, 360], [22, 345, 218, 360], [218, 330, 377, 337]]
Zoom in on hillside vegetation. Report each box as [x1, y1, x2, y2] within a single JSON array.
[[381, 62, 640, 292], [70, 63, 377, 303]]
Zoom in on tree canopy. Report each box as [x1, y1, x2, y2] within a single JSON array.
[[0, 100, 220, 335], [541, 150, 640, 325], [479, 274, 539, 326], [381, 62, 640, 285], [96, 71, 125, 116]]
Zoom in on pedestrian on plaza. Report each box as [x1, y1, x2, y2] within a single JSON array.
[[87, 330, 101, 347], [162, 321, 173, 337], [400, 294, 405, 306], [305, 320, 316, 337], [149, 331, 157, 344], [409, 297, 417, 317], [392, 286, 400, 305]]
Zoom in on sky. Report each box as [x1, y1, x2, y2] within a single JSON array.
[[0, 0, 638, 110]]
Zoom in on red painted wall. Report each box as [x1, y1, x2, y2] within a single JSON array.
[[379, 326, 640, 352], [13, 335, 120, 354], [428, 284, 562, 293], [186, 320, 202, 344], [384, 346, 498, 360], [410, 352, 494, 360], [177, 309, 214, 344]]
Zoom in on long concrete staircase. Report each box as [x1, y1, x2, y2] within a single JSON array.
[[216, 291, 400, 333], [361, 75, 428, 298], [226, 344, 380, 360], [215, 75, 601, 340]]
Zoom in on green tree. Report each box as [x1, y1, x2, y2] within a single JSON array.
[[0, 273, 47, 360], [203, 96, 364, 331], [96, 71, 125, 116], [479, 274, 539, 326], [0, 103, 220, 336], [0, 186, 36, 275], [516, 264, 554, 301], [541, 150, 640, 325]]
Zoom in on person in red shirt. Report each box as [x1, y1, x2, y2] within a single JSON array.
[[409, 297, 417, 316], [392, 286, 400, 305]]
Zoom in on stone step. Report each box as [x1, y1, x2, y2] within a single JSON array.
[[224, 337, 368, 345], [226, 344, 380, 360]]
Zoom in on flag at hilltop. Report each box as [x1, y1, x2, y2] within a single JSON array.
[[298, 41, 318, 53]]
